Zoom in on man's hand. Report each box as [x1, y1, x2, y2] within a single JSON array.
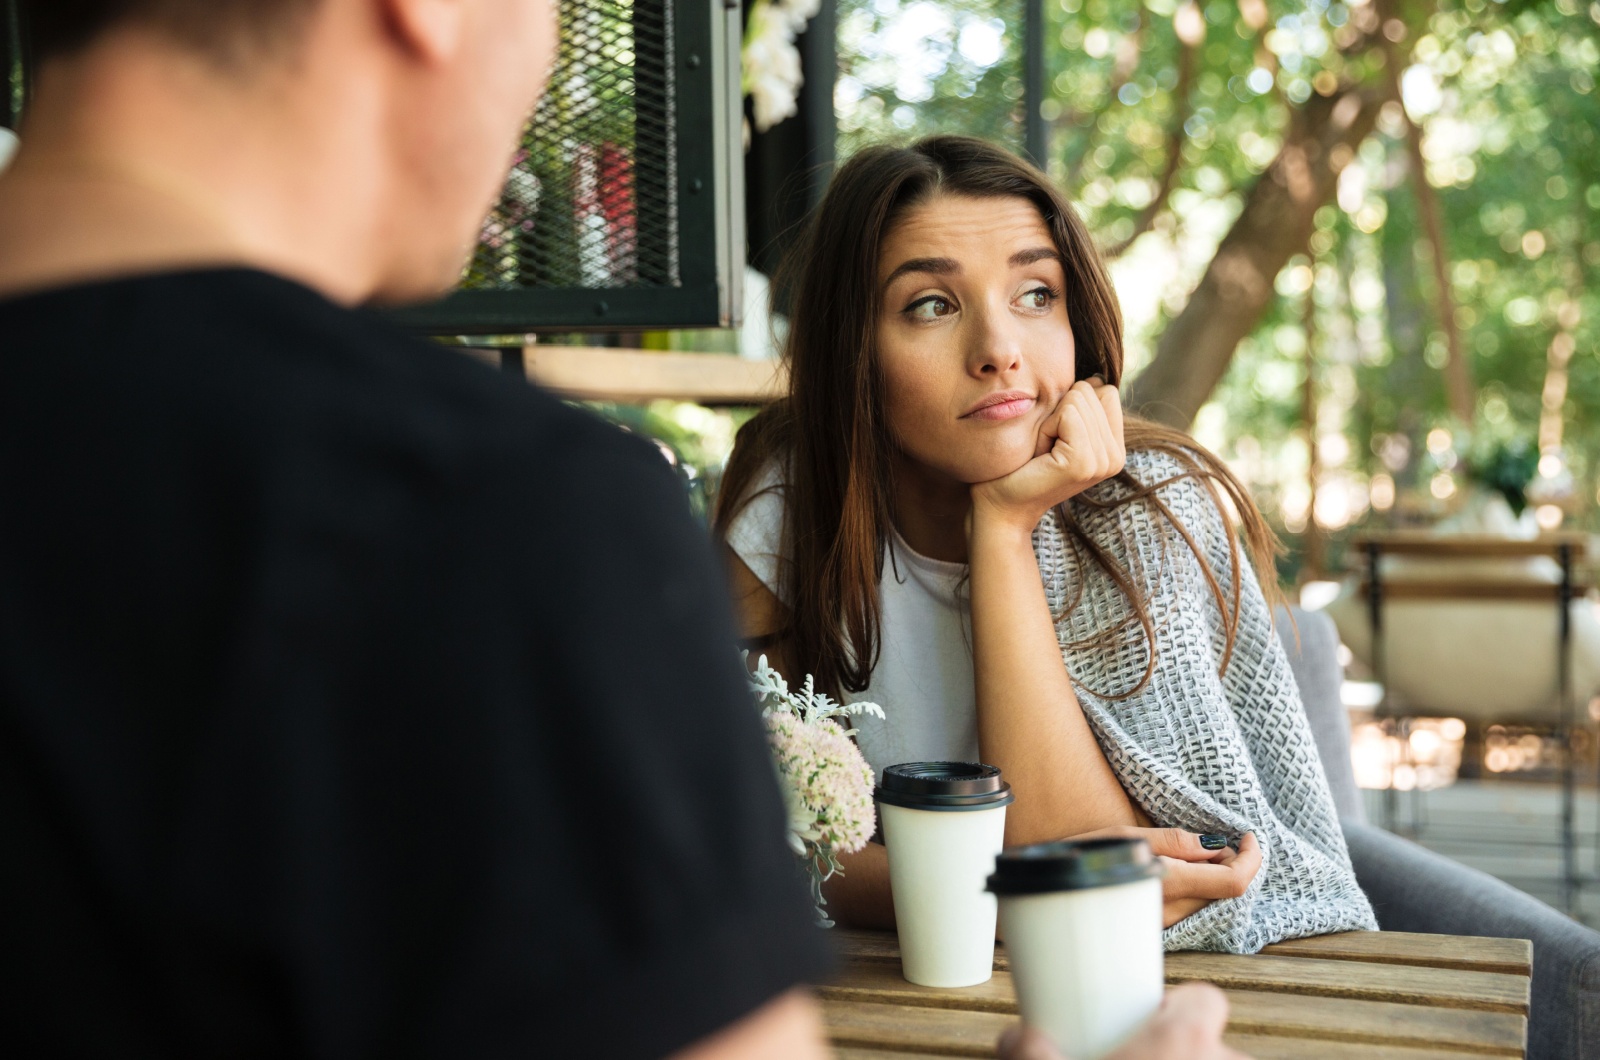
[[970, 378, 1125, 538], [1071, 827, 1262, 928], [997, 982, 1251, 1060]]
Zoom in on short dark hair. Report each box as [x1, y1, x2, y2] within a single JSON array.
[[18, 0, 319, 64]]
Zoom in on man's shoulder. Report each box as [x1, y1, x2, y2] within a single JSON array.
[[1, 265, 674, 511]]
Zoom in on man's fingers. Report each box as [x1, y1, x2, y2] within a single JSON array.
[[996, 1024, 1063, 1060], [1102, 983, 1236, 1060], [1158, 982, 1232, 1036]]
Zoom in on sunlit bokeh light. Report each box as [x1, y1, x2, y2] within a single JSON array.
[[1350, 717, 1466, 791], [1536, 504, 1563, 530], [1370, 473, 1396, 510], [1430, 472, 1457, 500]]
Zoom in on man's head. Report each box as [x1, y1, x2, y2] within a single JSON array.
[[21, 0, 321, 67], [9, 0, 559, 303]]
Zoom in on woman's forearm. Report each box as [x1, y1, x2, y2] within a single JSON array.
[[821, 841, 895, 929], [967, 514, 1139, 844]]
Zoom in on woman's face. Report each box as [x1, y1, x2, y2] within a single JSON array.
[[874, 193, 1077, 486]]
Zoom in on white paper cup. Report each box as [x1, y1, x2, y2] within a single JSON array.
[[988, 837, 1165, 1060], [876, 762, 1014, 988]]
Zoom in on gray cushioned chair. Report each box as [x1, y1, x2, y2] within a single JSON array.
[[1278, 604, 1600, 1060]]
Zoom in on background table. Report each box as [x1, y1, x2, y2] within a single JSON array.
[[823, 928, 1532, 1059]]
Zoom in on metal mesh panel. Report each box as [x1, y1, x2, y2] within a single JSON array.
[[467, 0, 679, 293]]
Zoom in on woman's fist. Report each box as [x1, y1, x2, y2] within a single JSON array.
[[971, 378, 1126, 537]]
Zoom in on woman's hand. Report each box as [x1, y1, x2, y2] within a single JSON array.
[[970, 378, 1126, 539], [1073, 827, 1263, 929]]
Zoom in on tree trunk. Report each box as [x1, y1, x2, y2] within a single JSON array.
[[1127, 86, 1385, 429]]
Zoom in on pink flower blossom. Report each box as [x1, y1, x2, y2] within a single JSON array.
[[764, 713, 876, 857]]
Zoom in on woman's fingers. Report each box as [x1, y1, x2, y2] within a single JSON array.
[[1159, 836, 1262, 903], [1070, 384, 1111, 472], [1076, 825, 1240, 864], [1094, 382, 1127, 473], [1053, 382, 1115, 479], [1035, 390, 1070, 458]]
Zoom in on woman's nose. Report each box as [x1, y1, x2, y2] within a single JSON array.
[[965, 308, 1023, 377]]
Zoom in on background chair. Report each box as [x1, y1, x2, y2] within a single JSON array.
[[1324, 533, 1599, 911], [1278, 604, 1600, 1060]]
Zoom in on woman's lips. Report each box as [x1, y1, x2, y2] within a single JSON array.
[[963, 392, 1036, 421]]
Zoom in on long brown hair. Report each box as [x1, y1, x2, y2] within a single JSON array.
[[716, 136, 1280, 699]]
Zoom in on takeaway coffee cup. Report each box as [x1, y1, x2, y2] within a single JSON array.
[[986, 837, 1165, 1060], [875, 762, 1014, 988]]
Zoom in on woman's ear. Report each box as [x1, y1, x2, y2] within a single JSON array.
[[379, 0, 464, 65]]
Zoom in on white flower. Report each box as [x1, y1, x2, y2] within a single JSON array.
[[778, 0, 823, 31], [744, 651, 886, 926], [742, 0, 815, 135]]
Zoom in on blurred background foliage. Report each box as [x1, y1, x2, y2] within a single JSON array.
[[595, 0, 1598, 585], [830, 0, 1600, 582]]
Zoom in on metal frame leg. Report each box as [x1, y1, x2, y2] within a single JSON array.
[[1366, 543, 1403, 832], [1559, 544, 1577, 915]]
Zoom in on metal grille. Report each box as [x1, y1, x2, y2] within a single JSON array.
[[467, 0, 678, 294]]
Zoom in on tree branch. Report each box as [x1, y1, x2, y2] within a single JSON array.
[[1060, 8, 1147, 190], [1378, 19, 1476, 426], [1101, 4, 1202, 259], [1127, 84, 1386, 429]]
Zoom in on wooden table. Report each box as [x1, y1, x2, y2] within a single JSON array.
[[823, 929, 1532, 1059]]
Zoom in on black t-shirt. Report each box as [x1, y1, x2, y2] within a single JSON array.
[[0, 269, 830, 1057]]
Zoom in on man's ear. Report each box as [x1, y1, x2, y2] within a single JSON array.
[[380, 0, 464, 64]]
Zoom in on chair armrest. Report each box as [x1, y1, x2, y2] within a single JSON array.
[[1344, 821, 1600, 1060]]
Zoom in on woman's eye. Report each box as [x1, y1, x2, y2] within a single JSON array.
[[1020, 286, 1056, 310], [905, 295, 953, 321]]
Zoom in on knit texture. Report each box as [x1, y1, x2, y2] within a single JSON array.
[[1038, 448, 1377, 953]]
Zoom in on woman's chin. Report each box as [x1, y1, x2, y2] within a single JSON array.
[[961, 446, 1038, 485]]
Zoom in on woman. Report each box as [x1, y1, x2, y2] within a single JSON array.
[[717, 136, 1374, 953]]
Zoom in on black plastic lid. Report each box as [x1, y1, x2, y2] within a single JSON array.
[[874, 762, 1014, 812], [986, 836, 1163, 895]]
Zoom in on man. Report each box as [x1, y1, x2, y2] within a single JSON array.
[[0, 1, 831, 1055], [0, 2, 1240, 1056]]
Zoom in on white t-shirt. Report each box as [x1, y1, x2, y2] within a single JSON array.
[[725, 467, 980, 776]]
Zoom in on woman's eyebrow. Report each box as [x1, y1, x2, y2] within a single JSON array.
[[1009, 246, 1062, 268], [882, 256, 961, 290]]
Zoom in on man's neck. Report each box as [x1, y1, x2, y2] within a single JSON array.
[[0, 29, 393, 305]]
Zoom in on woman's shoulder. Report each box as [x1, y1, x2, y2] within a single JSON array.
[[722, 459, 789, 596], [1074, 444, 1234, 556], [1121, 444, 1208, 488]]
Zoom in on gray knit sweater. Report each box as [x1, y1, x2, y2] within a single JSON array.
[[1038, 449, 1377, 953]]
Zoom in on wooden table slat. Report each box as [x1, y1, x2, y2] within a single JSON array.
[[1224, 1035, 1515, 1060], [827, 928, 1530, 1058], [834, 929, 1533, 977], [825, 999, 1010, 1058], [1166, 951, 1528, 1014], [829, 936, 1527, 1014], [836, 1036, 1501, 1060], [1259, 931, 1533, 976], [823, 992, 1526, 1057]]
